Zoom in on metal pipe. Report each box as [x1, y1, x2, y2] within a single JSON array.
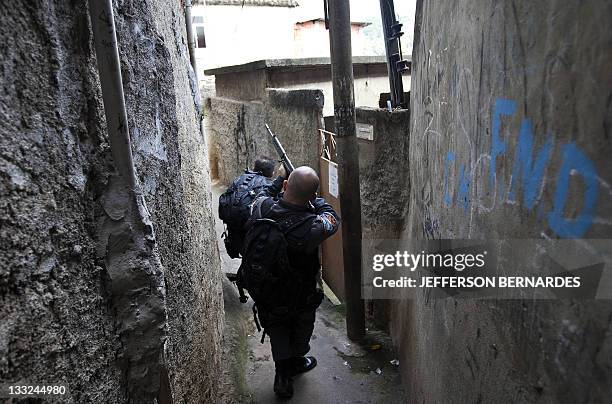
[[379, 0, 408, 109], [88, 0, 138, 190], [327, 0, 366, 341], [88, 3, 172, 402], [185, 0, 199, 80]]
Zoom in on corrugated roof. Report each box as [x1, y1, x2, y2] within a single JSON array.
[[193, 0, 299, 6]]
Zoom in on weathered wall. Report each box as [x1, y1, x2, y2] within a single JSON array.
[[355, 108, 411, 330], [356, 107, 411, 239], [206, 88, 323, 185], [206, 58, 400, 116], [391, 0, 612, 402], [0, 1, 223, 402], [206, 97, 266, 184], [215, 70, 268, 101], [130, 2, 225, 402], [265, 88, 323, 172], [269, 63, 396, 116]]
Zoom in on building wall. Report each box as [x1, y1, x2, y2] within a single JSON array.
[[357, 108, 410, 329], [208, 60, 399, 117], [269, 63, 398, 116], [206, 89, 324, 185], [390, 0, 612, 402], [0, 1, 224, 402], [356, 108, 411, 240], [192, 4, 373, 72], [215, 69, 268, 101], [293, 21, 368, 59], [193, 4, 296, 71]]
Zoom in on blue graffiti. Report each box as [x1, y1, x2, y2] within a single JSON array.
[[548, 143, 599, 238], [457, 164, 471, 212], [507, 119, 553, 209], [443, 98, 601, 239]]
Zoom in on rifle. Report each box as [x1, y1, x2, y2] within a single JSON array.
[[265, 124, 294, 174]]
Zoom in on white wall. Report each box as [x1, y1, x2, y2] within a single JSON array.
[[193, 5, 295, 70], [192, 0, 409, 70], [275, 74, 410, 116]]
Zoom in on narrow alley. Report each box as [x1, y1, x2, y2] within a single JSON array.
[[1, 0, 611, 403], [213, 183, 405, 403]]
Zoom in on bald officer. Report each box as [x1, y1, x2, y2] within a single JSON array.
[[249, 166, 340, 398]]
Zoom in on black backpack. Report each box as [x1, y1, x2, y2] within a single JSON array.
[[218, 171, 272, 258], [237, 199, 315, 313]]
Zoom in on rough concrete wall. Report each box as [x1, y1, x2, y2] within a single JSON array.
[[356, 107, 411, 239], [206, 88, 323, 185], [207, 97, 267, 185], [215, 69, 268, 101], [356, 108, 410, 331], [0, 2, 124, 401], [265, 88, 324, 172], [0, 1, 223, 402], [121, 1, 225, 402], [391, 1, 612, 403]]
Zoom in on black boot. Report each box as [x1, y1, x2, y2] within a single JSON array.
[[291, 356, 317, 376], [274, 360, 294, 399]]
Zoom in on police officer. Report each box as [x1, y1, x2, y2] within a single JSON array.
[[218, 156, 277, 259], [250, 166, 340, 398]]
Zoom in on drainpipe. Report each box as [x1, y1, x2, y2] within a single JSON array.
[[88, 0, 138, 190], [185, 0, 199, 81], [88, 1, 171, 402]]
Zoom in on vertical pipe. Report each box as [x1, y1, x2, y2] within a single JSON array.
[[327, 0, 365, 341], [185, 0, 199, 80], [379, 0, 406, 108], [88, 0, 138, 190]]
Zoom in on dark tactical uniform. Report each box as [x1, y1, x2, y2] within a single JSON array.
[[219, 170, 273, 258], [250, 176, 340, 362]]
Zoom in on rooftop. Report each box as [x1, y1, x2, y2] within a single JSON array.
[[296, 18, 371, 27], [204, 56, 395, 76], [193, 0, 298, 6]]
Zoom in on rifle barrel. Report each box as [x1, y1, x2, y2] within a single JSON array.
[[266, 124, 294, 173]]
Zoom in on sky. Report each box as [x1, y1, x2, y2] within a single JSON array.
[[358, 0, 417, 55], [298, 0, 418, 55]]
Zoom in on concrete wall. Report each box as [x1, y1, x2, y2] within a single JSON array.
[[356, 108, 411, 329], [390, 0, 612, 402], [206, 58, 399, 116], [0, 1, 224, 402], [270, 63, 396, 116], [206, 88, 324, 185], [356, 107, 411, 240], [215, 69, 268, 101]]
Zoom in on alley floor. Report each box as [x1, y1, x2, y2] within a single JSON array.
[[212, 182, 406, 403]]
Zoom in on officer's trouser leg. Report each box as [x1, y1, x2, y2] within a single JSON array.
[[266, 308, 316, 362], [288, 309, 316, 358]]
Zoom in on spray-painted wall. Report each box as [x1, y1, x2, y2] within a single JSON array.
[[206, 88, 324, 185], [0, 1, 223, 402], [390, 1, 612, 402]]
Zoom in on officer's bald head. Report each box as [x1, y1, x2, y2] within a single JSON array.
[[284, 166, 319, 205]]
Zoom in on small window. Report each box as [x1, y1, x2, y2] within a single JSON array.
[[195, 26, 206, 48]]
